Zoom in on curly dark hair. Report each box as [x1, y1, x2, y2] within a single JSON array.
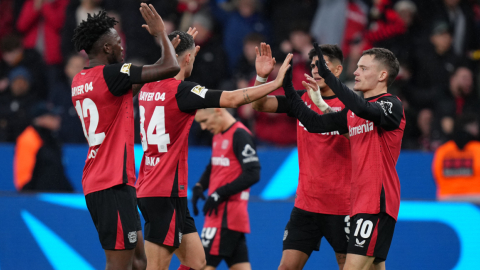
[[168, 31, 195, 56], [362, 48, 399, 86], [72, 10, 118, 54], [308, 44, 343, 64]]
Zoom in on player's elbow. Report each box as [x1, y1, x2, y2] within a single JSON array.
[[251, 100, 264, 112]]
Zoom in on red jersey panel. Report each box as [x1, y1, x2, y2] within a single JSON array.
[[136, 78, 222, 197], [347, 94, 405, 220], [136, 79, 193, 198], [71, 65, 136, 195], [295, 94, 352, 215], [204, 122, 253, 233]]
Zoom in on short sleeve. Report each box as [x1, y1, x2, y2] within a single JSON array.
[[175, 81, 223, 113], [103, 63, 142, 96]]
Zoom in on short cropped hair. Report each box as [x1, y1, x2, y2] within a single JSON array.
[[308, 44, 344, 64], [168, 31, 195, 56], [362, 48, 399, 86]]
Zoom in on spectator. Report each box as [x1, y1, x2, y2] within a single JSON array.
[[432, 114, 480, 202], [264, 0, 317, 45], [16, 0, 69, 86], [406, 21, 463, 110], [212, 0, 270, 70], [404, 108, 445, 151], [49, 54, 87, 143], [14, 102, 73, 192], [436, 66, 480, 134], [432, 0, 478, 56], [61, 0, 103, 60], [0, 67, 36, 142], [186, 12, 229, 89], [234, 33, 265, 88], [0, 34, 48, 99]]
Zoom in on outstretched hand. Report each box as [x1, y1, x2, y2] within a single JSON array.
[[313, 42, 331, 78], [170, 27, 200, 54], [140, 3, 166, 37], [273, 53, 293, 89], [255, 43, 276, 78]]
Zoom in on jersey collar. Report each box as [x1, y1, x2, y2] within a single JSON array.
[[365, 93, 390, 101]]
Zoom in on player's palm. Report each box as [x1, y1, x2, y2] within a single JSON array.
[[274, 53, 293, 88], [140, 3, 166, 36], [255, 43, 275, 78]]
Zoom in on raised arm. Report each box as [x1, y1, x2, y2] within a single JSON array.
[[219, 54, 293, 108], [250, 43, 279, 112], [137, 3, 180, 82], [282, 66, 348, 134]]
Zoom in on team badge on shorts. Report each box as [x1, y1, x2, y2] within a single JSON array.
[[283, 230, 288, 241], [128, 231, 137, 243], [179, 232, 183, 244]]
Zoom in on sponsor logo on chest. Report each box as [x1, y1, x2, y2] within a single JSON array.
[[349, 120, 374, 137], [212, 156, 230, 167]]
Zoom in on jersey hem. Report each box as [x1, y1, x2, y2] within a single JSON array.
[[83, 182, 135, 196]]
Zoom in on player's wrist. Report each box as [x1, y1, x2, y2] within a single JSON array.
[[256, 74, 268, 83]]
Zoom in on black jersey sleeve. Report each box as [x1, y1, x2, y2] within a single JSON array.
[[283, 85, 349, 134], [103, 63, 143, 96], [198, 162, 212, 190], [215, 128, 261, 197], [323, 72, 403, 130], [276, 90, 307, 114], [175, 81, 223, 113]]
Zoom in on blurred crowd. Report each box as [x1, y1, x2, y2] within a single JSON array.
[[2, 0, 480, 151]]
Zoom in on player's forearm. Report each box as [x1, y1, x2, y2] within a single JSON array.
[[139, 31, 180, 83], [219, 81, 278, 108], [197, 163, 212, 189], [216, 167, 260, 197], [284, 85, 335, 133], [324, 72, 372, 117]]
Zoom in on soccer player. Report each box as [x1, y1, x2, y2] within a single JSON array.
[[135, 31, 292, 270], [283, 43, 405, 270], [71, 4, 180, 270], [251, 44, 351, 270], [192, 108, 260, 270]]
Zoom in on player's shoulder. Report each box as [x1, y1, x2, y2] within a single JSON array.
[[233, 122, 253, 137], [375, 94, 403, 117], [177, 80, 207, 97]]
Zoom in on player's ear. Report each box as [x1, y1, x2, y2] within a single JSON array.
[[185, 53, 191, 64], [334, 64, 343, 77], [103, 43, 111, 54], [378, 70, 388, 83]]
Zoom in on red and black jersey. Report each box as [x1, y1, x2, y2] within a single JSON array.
[[136, 78, 222, 198], [71, 63, 142, 195], [284, 72, 405, 221], [276, 91, 352, 215], [198, 122, 260, 234]]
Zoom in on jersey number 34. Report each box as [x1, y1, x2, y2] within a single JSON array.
[[139, 106, 171, 152]]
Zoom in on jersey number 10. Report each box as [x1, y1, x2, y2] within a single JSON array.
[[139, 106, 171, 152]]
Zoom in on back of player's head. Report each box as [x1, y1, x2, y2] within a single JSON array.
[[168, 31, 195, 56], [361, 48, 399, 86], [72, 10, 118, 54], [309, 44, 343, 64]]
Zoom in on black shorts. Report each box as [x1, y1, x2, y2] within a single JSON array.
[[347, 212, 396, 262], [137, 197, 197, 248], [85, 184, 142, 250], [201, 228, 249, 267], [283, 207, 349, 256]]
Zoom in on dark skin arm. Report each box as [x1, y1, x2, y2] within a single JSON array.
[[137, 3, 180, 83]]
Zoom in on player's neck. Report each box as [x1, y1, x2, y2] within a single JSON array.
[[221, 115, 237, 133], [88, 57, 109, 68], [363, 85, 388, 99], [320, 87, 335, 97], [174, 68, 187, 81]]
